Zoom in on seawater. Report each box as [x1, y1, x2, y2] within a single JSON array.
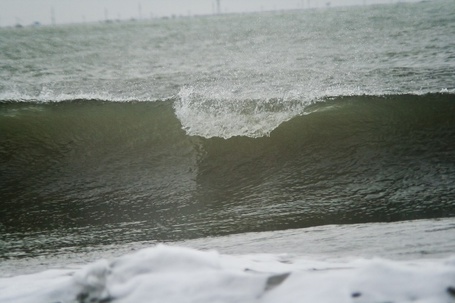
[[1, 0, 455, 268]]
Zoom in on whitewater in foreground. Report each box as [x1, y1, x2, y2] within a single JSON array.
[[1, 244, 455, 303], [1, 218, 455, 303]]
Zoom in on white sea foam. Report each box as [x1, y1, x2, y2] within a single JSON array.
[[0, 88, 160, 103], [0, 244, 454, 303], [174, 85, 317, 139], [173, 84, 450, 139]]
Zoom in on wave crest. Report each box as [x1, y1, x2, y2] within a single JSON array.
[[173, 86, 316, 139]]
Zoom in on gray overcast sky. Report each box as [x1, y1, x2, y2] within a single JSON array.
[[1, 0, 418, 26]]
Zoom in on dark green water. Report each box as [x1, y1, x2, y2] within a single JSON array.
[[1, 94, 454, 259]]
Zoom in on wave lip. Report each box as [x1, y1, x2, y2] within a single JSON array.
[[174, 86, 317, 139], [174, 86, 455, 139], [0, 87, 168, 104]]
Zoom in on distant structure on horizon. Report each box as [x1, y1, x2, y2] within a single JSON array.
[[138, 2, 142, 19], [51, 7, 56, 25], [216, 0, 221, 14], [1, 0, 420, 28]]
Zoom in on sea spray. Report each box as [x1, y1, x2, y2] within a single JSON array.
[[174, 85, 314, 138]]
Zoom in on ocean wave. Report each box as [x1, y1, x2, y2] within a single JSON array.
[[1, 92, 454, 242], [2, 86, 453, 139]]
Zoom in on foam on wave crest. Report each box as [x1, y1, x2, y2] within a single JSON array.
[[0, 87, 159, 103], [174, 86, 319, 139], [173, 85, 454, 139]]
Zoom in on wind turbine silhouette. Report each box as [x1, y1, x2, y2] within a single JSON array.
[[215, 0, 221, 14]]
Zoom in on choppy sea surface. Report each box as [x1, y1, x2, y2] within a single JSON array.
[[0, 1, 455, 302]]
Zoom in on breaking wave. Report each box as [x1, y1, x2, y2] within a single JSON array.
[[1, 91, 454, 242]]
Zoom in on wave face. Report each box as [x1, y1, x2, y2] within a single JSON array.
[[1, 93, 454, 257]]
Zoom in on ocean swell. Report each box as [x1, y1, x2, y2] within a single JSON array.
[[0, 92, 454, 244]]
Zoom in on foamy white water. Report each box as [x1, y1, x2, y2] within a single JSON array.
[[174, 85, 315, 138], [1, 244, 454, 303], [1, 219, 455, 303]]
